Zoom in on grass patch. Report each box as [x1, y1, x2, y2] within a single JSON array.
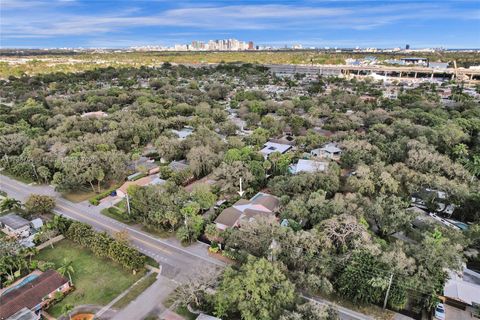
[[314, 293, 395, 320], [142, 225, 175, 239], [0, 170, 34, 184], [62, 182, 119, 203], [175, 305, 197, 320], [112, 272, 157, 309], [35, 239, 144, 317], [145, 256, 160, 268], [101, 207, 135, 225]]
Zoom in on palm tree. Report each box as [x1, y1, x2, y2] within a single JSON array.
[[57, 258, 74, 286], [0, 197, 21, 212], [466, 155, 480, 182]]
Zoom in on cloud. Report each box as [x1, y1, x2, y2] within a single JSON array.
[[1, 1, 478, 47]]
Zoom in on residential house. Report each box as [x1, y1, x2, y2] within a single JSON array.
[[411, 188, 455, 215], [214, 192, 280, 230], [260, 142, 292, 159], [311, 143, 342, 160], [0, 270, 71, 320], [116, 174, 165, 198], [168, 160, 190, 172], [127, 156, 160, 176], [441, 268, 480, 314], [289, 159, 328, 174], [0, 214, 31, 238]]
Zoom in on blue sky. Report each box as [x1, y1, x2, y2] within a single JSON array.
[[1, 0, 479, 49]]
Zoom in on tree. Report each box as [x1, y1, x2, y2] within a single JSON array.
[[214, 256, 296, 320], [187, 146, 220, 178], [213, 161, 254, 196], [191, 184, 217, 210], [24, 194, 55, 215], [35, 229, 58, 248], [177, 202, 204, 244], [57, 258, 75, 285], [337, 250, 392, 306], [173, 267, 221, 309], [365, 195, 414, 237], [0, 197, 21, 212]]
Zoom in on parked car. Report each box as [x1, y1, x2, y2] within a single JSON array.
[[434, 303, 446, 320]]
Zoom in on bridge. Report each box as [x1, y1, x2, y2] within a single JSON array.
[[265, 64, 480, 83]]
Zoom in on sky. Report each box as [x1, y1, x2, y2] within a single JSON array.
[[1, 0, 479, 49]]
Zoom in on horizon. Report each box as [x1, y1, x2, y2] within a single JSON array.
[[1, 0, 479, 49]]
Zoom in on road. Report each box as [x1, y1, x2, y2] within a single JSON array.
[[1, 174, 381, 320], [0, 174, 224, 276]]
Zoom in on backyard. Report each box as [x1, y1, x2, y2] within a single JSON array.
[[35, 239, 145, 317]]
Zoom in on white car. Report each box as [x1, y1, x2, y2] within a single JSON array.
[[434, 303, 446, 320]]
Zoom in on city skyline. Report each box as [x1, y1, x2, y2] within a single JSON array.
[[1, 0, 479, 49]]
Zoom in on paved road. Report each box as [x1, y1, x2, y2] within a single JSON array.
[[0, 174, 224, 277]]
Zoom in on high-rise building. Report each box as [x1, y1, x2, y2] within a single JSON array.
[[406, 44, 410, 50], [248, 41, 254, 50]]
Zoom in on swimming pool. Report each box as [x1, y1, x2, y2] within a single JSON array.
[[1, 274, 39, 296]]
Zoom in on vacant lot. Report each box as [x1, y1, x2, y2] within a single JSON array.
[[35, 239, 144, 317]]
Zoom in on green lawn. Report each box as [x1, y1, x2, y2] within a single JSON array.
[[100, 206, 135, 225], [35, 239, 144, 317]]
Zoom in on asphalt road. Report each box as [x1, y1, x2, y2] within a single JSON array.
[[0, 174, 224, 279], [1, 174, 380, 320]]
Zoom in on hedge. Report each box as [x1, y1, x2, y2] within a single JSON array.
[[88, 183, 122, 205]]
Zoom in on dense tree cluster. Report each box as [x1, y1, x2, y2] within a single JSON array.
[[1, 62, 479, 316]]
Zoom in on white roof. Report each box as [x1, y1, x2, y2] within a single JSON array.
[[172, 128, 193, 139], [260, 142, 292, 157], [444, 275, 480, 306], [30, 218, 43, 229], [320, 143, 342, 154], [292, 159, 328, 174]]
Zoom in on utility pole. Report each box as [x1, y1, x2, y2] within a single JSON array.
[[126, 193, 131, 215], [383, 273, 394, 309]]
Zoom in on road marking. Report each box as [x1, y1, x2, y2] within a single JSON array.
[[56, 204, 173, 255], [2, 178, 225, 267]]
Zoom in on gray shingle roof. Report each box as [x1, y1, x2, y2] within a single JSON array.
[[0, 214, 30, 230]]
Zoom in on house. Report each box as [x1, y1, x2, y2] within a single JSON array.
[[172, 127, 194, 140], [168, 160, 190, 172], [311, 143, 342, 160], [289, 159, 328, 174], [260, 142, 292, 159], [116, 174, 166, 198], [411, 188, 455, 215], [0, 270, 71, 320], [5, 307, 39, 320], [127, 156, 160, 176], [214, 192, 280, 230], [0, 214, 31, 238], [441, 268, 480, 313], [80, 111, 108, 118]]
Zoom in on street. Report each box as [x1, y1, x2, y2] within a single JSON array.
[[0, 174, 224, 277]]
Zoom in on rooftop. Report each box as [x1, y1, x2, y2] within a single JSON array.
[[0, 270, 68, 319], [0, 214, 30, 230]]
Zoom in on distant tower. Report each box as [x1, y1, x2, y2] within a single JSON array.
[[406, 44, 410, 50], [248, 41, 254, 50]]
